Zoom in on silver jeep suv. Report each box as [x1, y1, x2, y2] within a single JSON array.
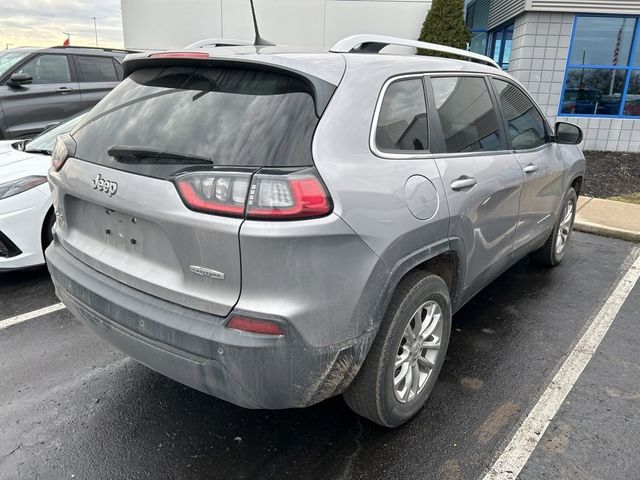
[[46, 36, 585, 427]]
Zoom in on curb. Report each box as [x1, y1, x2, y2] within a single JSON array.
[[574, 219, 640, 243]]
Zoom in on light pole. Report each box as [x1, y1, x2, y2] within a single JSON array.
[[92, 17, 99, 47], [5, 43, 13, 50]]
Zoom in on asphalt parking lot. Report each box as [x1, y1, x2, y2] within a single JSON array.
[[1, 232, 639, 480]]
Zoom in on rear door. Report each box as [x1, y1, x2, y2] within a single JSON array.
[[72, 55, 122, 109], [428, 75, 523, 299], [0, 54, 82, 137], [52, 65, 323, 316], [491, 77, 565, 252]]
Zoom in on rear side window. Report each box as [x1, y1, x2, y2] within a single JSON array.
[[375, 78, 429, 152], [20, 54, 71, 84], [431, 76, 502, 153], [492, 78, 547, 150], [71, 67, 320, 176], [76, 55, 119, 82]]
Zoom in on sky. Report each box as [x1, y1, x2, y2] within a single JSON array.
[[1, 0, 124, 50]]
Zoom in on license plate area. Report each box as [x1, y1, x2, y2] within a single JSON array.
[[103, 208, 142, 250]]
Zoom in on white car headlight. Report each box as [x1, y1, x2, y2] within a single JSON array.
[[0, 176, 48, 200]]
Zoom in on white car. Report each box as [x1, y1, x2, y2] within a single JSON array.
[[0, 113, 85, 271]]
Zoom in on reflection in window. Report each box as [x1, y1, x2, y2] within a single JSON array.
[[432, 76, 501, 153], [376, 79, 429, 152], [493, 79, 547, 150], [569, 16, 635, 66], [561, 68, 627, 115], [624, 71, 640, 116], [561, 15, 640, 118], [71, 67, 320, 172], [469, 31, 488, 56]]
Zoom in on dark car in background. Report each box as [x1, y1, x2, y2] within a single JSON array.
[[0, 46, 132, 139]]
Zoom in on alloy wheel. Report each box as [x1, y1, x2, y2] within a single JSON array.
[[393, 300, 443, 403]]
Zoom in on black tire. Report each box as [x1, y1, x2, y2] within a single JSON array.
[[344, 271, 451, 427], [530, 187, 577, 266], [42, 210, 55, 251]]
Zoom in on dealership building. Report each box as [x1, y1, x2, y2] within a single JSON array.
[[122, 0, 640, 152]]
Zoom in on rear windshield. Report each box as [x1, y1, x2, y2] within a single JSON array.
[[71, 66, 319, 176]]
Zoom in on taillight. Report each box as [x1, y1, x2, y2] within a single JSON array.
[[227, 315, 284, 336], [176, 172, 250, 217], [175, 169, 332, 220], [246, 173, 331, 220], [51, 133, 77, 172]]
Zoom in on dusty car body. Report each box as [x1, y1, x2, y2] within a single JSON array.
[[46, 36, 585, 426]]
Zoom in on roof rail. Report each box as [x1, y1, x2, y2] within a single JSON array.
[[184, 38, 253, 49], [50, 45, 136, 54], [330, 35, 500, 69]]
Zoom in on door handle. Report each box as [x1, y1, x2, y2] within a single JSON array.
[[450, 176, 478, 191], [57, 87, 73, 94], [523, 164, 538, 174]]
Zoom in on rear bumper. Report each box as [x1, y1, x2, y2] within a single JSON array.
[[46, 241, 374, 409]]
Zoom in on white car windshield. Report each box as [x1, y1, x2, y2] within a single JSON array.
[[0, 50, 33, 77], [24, 113, 86, 154]]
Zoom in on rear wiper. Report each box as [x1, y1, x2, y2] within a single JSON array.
[[107, 145, 213, 165]]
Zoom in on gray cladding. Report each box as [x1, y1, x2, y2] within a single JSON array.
[[488, 0, 526, 29]]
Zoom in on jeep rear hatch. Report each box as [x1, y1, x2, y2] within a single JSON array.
[[54, 62, 336, 316]]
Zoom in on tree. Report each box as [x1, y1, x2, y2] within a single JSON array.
[[417, 0, 470, 57]]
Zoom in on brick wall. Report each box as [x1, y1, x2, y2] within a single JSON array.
[[508, 12, 640, 152]]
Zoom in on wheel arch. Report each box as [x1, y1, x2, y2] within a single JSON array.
[[40, 206, 55, 252], [372, 239, 466, 334], [570, 175, 583, 196]]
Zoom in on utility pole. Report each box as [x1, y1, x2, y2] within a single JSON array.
[[92, 17, 99, 47]]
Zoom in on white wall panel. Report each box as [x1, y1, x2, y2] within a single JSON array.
[[324, 0, 431, 49], [122, 0, 431, 51], [122, 0, 223, 51], [220, 0, 325, 48]]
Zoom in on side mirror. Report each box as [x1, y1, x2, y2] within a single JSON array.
[[8, 72, 33, 86], [555, 122, 583, 145]]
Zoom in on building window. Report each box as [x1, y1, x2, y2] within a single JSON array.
[[560, 15, 640, 118], [466, 0, 489, 56], [490, 24, 513, 70], [470, 30, 489, 56]]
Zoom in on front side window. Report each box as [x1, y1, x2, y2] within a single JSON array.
[[76, 55, 119, 82], [431, 76, 502, 153], [375, 78, 429, 152], [560, 15, 640, 118], [493, 78, 547, 150], [20, 55, 71, 84]]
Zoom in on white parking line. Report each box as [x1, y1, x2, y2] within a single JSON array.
[[483, 247, 640, 480], [0, 303, 66, 330]]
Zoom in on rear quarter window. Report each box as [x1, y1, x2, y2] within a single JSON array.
[[375, 77, 429, 153], [71, 66, 320, 177]]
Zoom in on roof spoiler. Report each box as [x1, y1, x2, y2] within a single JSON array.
[[330, 34, 501, 69]]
